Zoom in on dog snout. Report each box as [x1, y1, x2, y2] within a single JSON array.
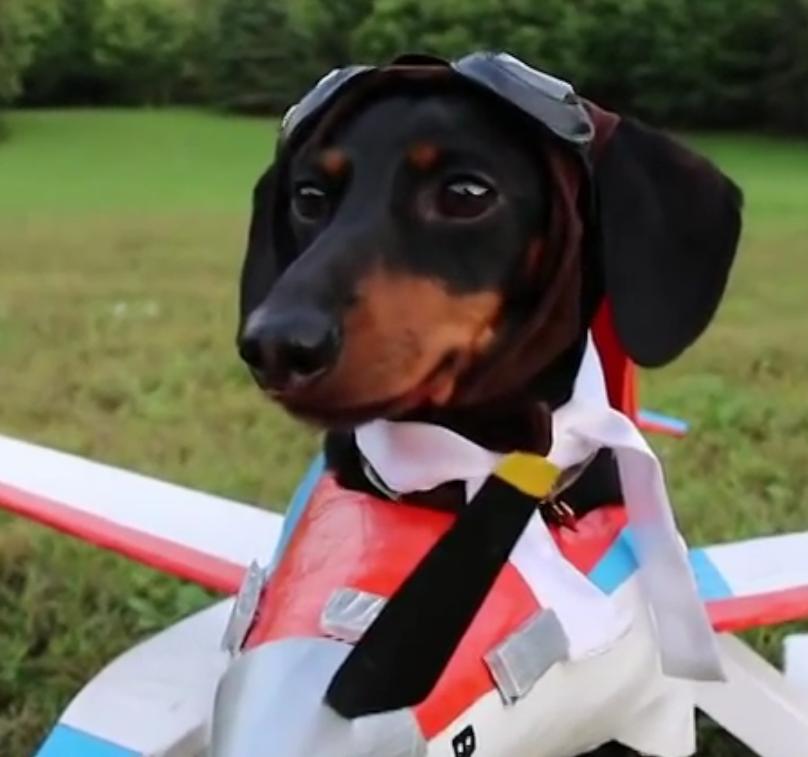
[[239, 308, 341, 391]]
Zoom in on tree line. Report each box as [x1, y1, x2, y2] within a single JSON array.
[[1, 0, 807, 132]]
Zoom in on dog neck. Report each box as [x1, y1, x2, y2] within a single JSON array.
[[354, 333, 610, 502]]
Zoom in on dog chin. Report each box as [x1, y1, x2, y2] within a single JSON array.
[[264, 357, 464, 429], [273, 395, 413, 430], [268, 379, 454, 430]]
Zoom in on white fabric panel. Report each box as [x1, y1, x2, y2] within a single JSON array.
[[429, 580, 696, 757], [784, 634, 808, 696], [696, 634, 808, 757], [356, 419, 501, 502], [61, 600, 233, 755], [509, 512, 630, 659]]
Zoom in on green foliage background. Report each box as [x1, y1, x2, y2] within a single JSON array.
[[1, 0, 808, 131]]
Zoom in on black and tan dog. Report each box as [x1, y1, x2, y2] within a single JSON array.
[[236, 56, 742, 756]]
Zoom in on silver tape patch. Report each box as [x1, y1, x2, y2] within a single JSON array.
[[485, 608, 570, 705], [221, 560, 269, 656], [320, 587, 387, 643]]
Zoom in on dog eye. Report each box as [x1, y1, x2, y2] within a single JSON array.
[[293, 183, 330, 221], [437, 178, 496, 219]]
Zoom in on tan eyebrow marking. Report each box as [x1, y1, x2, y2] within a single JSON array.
[[407, 142, 441, 171], [318, 148, 349, 177]]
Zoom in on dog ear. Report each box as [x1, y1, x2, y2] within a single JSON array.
[[594, 118, 743, 366], [238, 164, 293, 333]]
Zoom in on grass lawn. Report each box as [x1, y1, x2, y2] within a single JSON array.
[[1, 108, 807, 755]]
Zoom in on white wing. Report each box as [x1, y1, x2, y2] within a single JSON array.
[[0, 434, 282, 593], [694, 533, 808, 632]]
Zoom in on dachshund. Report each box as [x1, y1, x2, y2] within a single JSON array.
[[236, 65, 742, 756]]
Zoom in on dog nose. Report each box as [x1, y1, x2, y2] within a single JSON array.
[[239, 309, 341, 389]]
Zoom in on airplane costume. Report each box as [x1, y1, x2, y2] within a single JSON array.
[[213, 324, 703, 756]]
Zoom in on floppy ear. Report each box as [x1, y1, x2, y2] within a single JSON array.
[[594, 118, 743, 367], [238, 164, 293, 334]]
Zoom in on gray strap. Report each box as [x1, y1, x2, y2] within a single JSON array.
[[484, 609, 569, 705], [321, 588, 387, 643]]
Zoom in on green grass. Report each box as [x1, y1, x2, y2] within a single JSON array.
[[1, 109, 807, 756], [0, 108, 277, 214]]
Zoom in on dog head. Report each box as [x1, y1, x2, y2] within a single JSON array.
[[238, 55, 742, 429]]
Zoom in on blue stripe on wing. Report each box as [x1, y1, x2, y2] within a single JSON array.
[[37, 724, 139, 757]]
